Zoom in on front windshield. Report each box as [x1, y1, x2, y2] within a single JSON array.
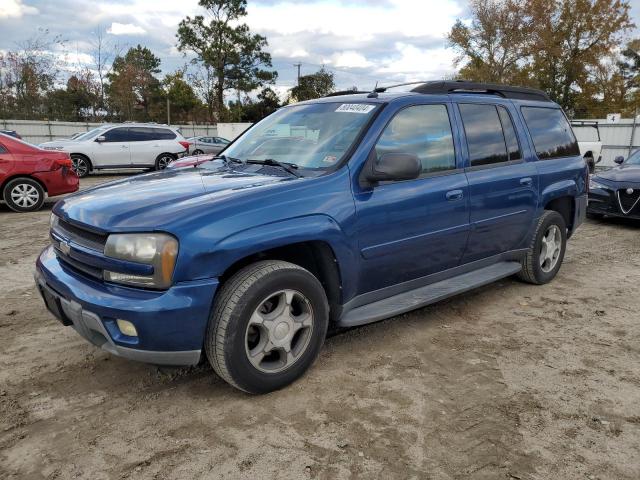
[[626, 150, 640, 165], [222, 102, 379, 170], [74, 126, 110, 141]]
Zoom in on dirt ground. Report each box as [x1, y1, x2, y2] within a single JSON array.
[[1, 173, 639, 480]]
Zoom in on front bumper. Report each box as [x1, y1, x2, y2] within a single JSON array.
[[588, 186, 640, 219], [35, 245, 218, 366]]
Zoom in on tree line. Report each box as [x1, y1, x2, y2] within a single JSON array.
[[448, 0, 638, 118], [0, 0, 638, 124], [0, 0, 337, 125]]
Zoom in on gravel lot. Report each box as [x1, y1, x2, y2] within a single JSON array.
[[1, 173, 639, 479]]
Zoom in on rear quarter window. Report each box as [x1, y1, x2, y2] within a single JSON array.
[[521, 107, 580, 160]]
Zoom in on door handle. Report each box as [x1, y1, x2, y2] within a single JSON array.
[[520, 177, 533, 186], [446, 189, 464, 201]]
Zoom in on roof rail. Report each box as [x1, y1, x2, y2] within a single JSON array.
[[323, 90, 363, 97], [410, 81, 551, 102]]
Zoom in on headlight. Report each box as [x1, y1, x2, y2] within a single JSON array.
[[589, 177, 609, 190], [103, 233, 178, 289], [50, 213, 59, 230]]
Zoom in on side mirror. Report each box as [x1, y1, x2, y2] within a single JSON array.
[[365, 152, 421, 184], [96, 136, 106, 143], [614, 156, 624, 165]]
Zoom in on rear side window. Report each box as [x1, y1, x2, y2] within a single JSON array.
[[497, 106, 521, 161], [375, 104, 456, 175], [0, 142, 7, 153], [153, 128, 176, 140], [459, 104, 508, 166], [521, 107, 580, 160]]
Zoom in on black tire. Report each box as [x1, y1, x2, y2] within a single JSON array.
[[585, 155, 595, 174], [155, 153, 176, 170], [193, 149, 204, 155], [517, 210, 567, 285], [2, 177, 45, 212], [206, 260, 329, 394], [70, 154, 91, 178]]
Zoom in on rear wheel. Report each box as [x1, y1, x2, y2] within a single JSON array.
[[3, 178, 45, 212], [193, 149, 204, 155], [518, 210, 567, 285], [155, 153, 176, 170], [70, 154, 91, 178], [206, 260, 329, 394]]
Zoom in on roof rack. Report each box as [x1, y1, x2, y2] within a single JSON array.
[[374, 80, 551, 102], [413, 81, 551, 102]]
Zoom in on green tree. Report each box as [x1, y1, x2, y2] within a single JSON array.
[[289, 68, 335, 102], [228, 87, 280, 122], [177, 0, 277, 122], [163, 70, 201, 123], [107, 45, 162, 121]]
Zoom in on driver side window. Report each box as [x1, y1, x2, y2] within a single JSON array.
[[102, 127, 130, 143], [375, 104, 456, 176]]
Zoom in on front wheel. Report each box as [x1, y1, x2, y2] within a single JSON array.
[[518, 210, 567, 285], [70, 155, 91, 178], [192, 149, 204, 155], [206, 261, 329, 394]]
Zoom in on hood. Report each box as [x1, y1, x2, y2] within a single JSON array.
[[39, 139, 76, 149], [54, 161, 296, 231], [596, 164, 640, 184]]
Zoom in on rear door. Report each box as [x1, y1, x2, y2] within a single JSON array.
[[456, 102, 538, 263], [90, 127, 131, 167], [352, 102, 470, 293], [128, 127, 162, 166]]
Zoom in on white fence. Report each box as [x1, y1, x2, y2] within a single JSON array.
[[0, 119, 252, 144], [572, 118, 640, 168]]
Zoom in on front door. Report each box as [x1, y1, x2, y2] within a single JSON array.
[[456, 102, 538, 263], [353, 103, 470, 294], [91, 127, 131, 167]]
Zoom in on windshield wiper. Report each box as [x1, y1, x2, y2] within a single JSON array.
[[246, 158, 302, 178], [213, 154, 243, 164]]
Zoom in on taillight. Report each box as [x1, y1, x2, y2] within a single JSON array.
[[178, 141, 190, 151], [53, 157, 73, 170]]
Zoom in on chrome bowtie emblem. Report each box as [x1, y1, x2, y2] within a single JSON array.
[[59, 240, 71, 255], [627, 188, 635, 195]]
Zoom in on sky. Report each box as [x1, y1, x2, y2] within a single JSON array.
[[1, 0, 640, 100]]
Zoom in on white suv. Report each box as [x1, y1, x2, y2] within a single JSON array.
[[40, 123, 189, 177]]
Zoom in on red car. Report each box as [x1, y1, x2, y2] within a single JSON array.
[[0, 133, 79, 212]]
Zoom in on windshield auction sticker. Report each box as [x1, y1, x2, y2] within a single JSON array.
[[335, 104, 376, 114]]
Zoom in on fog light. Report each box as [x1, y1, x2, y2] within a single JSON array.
[[116, 319, 138, 337]]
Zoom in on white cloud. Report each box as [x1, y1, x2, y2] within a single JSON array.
[[107, 22, 146, 36], [0, 0, 38, 19], [377, 42, 457, 80], [331, 51, 373, 69]]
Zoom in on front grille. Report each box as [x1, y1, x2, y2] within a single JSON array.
[[617, 189, 640, 214], [53, 219, 107, 252], [51, 218, 107, 281]]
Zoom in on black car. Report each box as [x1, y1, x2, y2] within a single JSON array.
[[588, 152, 640, 219], [0, 129, 21, 139]]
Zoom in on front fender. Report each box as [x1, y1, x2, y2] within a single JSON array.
[[187, 214, 359, 297]]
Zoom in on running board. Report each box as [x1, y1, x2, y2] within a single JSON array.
[[338, 261, 522, 328]]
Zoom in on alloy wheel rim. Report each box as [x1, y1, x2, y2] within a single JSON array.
[[72, 158, 87, 176], [158, 156, 173, 169], [244, 289, 314, 373], [539, 225, 562, 273], [10, 183, 40, 208]]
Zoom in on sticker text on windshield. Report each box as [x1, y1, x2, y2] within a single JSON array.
[[335, 104, 376, 114]]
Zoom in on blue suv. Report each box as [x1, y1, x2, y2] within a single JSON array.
[[35, 81, 588, 393]]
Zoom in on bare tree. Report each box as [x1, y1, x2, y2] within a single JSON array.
[[89, 26, 124, 114]]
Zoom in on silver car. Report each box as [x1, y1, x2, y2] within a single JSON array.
[[188, 136, 230, 155], [40, 123, 189, 177]]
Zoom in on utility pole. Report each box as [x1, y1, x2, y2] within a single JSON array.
[[293, 63, 302, 86], [166, 97, 171, 126]]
